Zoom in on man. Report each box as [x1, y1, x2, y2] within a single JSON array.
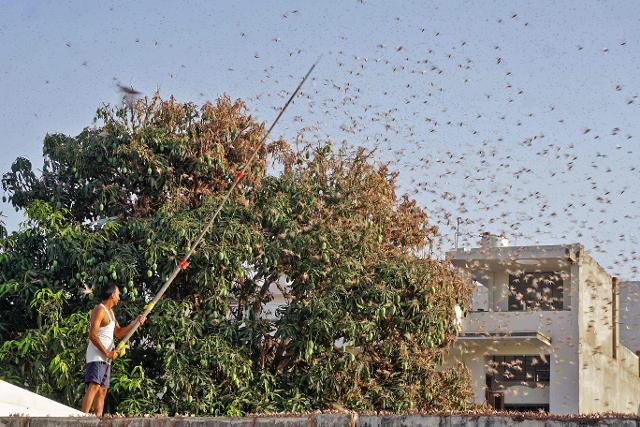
[[81, 284, 146, 416]]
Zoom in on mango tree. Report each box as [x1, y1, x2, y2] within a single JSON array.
[[0, 95, 470, 415]]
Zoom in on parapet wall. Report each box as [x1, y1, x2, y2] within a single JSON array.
[[2, 414, 639, 427]]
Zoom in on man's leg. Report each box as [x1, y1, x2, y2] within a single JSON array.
[[81, 382, 101, 413], [92, 386, 108, 417]]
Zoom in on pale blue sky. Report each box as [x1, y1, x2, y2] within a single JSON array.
[[1, 1, 639, 277]]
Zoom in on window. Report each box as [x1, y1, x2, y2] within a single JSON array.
[[491, 355, 550, 384], [508, 272, 563, 311]]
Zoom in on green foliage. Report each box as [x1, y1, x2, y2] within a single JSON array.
[[0, 95, 470, 415]]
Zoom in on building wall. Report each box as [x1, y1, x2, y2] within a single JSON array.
[[470, 282, 489, 311], [577, 256, 640, 415], [578, 346, 640, 414], [619, 281, 640, 354], [262, 296, 286, 320], [492, 271, 509, 312], [501, 384, 550, 406], [579, 257, 614, 356], [548, 261, 581, 414]]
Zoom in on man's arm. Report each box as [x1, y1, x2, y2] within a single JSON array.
[[88, 306, 117, 360], [114, 314, 146, 339]]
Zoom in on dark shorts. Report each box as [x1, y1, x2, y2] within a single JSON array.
[[85, 361, 111, 388]]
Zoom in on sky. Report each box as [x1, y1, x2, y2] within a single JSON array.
[[1, 0, 640, 278]]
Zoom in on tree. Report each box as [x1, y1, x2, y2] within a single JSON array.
[[0, 94, 471, 415]]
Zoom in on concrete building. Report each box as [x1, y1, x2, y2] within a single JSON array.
[[445, 235, 640, 414]]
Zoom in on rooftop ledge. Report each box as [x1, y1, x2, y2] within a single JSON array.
[[457, 331, 552, 346], [447, 243, 583, 261]]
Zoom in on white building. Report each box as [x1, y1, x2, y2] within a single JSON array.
[[445, 235, 640, 414]]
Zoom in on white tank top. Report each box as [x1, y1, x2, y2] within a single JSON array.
[[86, 304, 115, 363]]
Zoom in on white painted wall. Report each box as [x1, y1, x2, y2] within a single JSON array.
[[263, 295, 287, 321], [500, 384, 549, 406], [470, 281, 489, 311], [577, 258, 640, 415], [0, 380, 87, 417]]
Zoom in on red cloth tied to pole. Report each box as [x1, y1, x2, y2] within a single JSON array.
[[178, 259, 190, 270], [235, 171, 245, 180]]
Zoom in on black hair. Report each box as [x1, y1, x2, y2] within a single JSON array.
[[100, 283, 119, 301]]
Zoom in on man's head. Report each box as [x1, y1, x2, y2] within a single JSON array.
[[100, 283, 120, 306]]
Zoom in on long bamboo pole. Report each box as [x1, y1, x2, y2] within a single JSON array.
[[115, 59, 319, 354]]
